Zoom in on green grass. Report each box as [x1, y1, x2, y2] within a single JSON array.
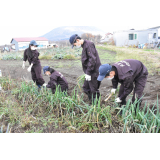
[[0, 76, 159, 133], [39, 55, 53, 60], [63, 54, 76, 60], [96, 46, 116, 64], [0, 45, 160, 133], [0, 47, 82, 61], [96, 45, 160, 73]]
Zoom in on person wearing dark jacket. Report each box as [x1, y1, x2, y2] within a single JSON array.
[[97, 59, 148, 107], [69, 34, 101, 103], [22, 40, 45, 88], [43, 66, 68, 94]]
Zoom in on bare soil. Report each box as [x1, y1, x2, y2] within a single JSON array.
[[0, 59, 160, 107]]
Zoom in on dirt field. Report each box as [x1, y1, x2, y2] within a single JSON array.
[[0, 58, 160, 107]]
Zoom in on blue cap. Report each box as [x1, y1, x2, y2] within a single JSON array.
[[30, 40, 38, 46], [97, 64, 112, 81], [43, 66, 50, 74], [69, 34, 78, 48]]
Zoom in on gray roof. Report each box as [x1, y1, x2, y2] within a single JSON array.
[[114, 27, 159, 33], [148, 26, 160, 29]]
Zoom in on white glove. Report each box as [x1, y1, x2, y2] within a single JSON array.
[[22, 61, 25, 69], [115, 97, 122, 103], [85, 74, 91, 81], [27, 63, 33, 72], [111, 88, 116, 94], [43, 83, 47, 87]]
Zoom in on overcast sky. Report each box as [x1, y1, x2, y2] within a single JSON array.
[[0, 0, 159, 45]]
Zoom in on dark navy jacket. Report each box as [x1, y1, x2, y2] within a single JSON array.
[[112, 59, 148, 100], [81, 40, 101, 75], [46, 71, 68, 93], [23, 48, 40, 65]]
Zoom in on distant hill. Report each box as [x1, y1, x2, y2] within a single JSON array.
[[41, 26, 105, 41]]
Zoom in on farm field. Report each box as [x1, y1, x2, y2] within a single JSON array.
[[0, 46, 160, 133]]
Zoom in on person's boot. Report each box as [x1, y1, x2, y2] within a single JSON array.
[[85, 91, 92, 105]]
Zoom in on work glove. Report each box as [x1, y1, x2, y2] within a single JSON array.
[[43, 83, 47, 87], [115, 97, 122, 103], [85, 74, 91, 81], [22, 61, 25, 69], [27, 64, 33, 72], [111, 88, 116, 94]]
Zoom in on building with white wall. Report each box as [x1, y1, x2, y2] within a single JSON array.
[[10, 37, 49, 51], [113, 27, 160, 47]]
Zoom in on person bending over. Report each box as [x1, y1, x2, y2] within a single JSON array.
[[43, 66, 68, 94], [97, 59, 148, 107]]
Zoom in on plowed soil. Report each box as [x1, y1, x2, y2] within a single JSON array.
[[0, 59, 160, 108]]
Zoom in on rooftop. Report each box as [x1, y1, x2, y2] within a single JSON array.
[[11, 37, 48, 43], [114, 28, 159, 33]]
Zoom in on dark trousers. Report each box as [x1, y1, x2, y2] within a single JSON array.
[[31, 64, 45, 86], [119, 73, 148, 106], [51, 85, 68, 94], [83, 73, 100, 100]]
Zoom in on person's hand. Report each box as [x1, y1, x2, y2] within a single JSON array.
[[27, 66, 32, 72], [22, 61, 25, 69], [85, 74, 91, 81], [115, 97, 122, 103], [27, 63, 33, 72], [111, 88, 116, 94], [43, 83, 47, 87]]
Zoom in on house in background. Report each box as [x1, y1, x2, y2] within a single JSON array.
[[10, 37, 49, 51], [100, 33, 113, 43], [113, 26, 160, 47], [47, 43, 58, 48]]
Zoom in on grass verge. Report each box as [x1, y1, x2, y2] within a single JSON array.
[[0, 76, 159, 133], [96, 45, 160, 74]]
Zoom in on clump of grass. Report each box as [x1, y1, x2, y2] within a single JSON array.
[[118, 98, 160, 133], [39, 55, 53, 60], [76, 74, 85, 92], [63, 54, 76, 60], [0, 124, 11, 133], [0, 76, 160, 133]]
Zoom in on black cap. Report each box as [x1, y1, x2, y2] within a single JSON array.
[[69, 34, 78, 48]]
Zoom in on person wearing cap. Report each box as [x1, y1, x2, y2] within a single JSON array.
[[22, 40, 45, 88], [97, 59, 148, 107], [43, 66, 68, 94], [69, 34, 101, 103]]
